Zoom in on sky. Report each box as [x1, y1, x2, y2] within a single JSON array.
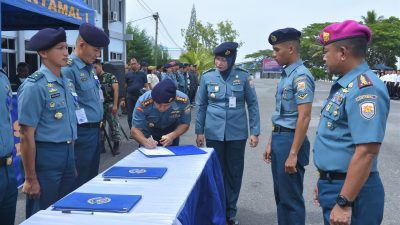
[[126, 0, 400, 63]]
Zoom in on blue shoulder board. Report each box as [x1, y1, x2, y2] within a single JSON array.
[[27, 72, 44, 82], [66, 57, 73, 66], [202, 68, 215, 75]]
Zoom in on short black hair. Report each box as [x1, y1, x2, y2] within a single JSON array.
[[333, 37, 368, 58], [17, 62, 29, 73]]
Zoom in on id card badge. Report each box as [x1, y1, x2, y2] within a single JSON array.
[[229, 96, 236, 108], [76, 108, 88, 124], [99, 89, 104, 103]]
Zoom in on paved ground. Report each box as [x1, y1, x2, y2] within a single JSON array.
[[15, 79, 400, 224]]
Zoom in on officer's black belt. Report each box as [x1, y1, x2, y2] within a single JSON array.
[[0, 155, 12, 167], [78, 122, 102, 128], [36, 140, 73, 144], [272, 124, 295, 133], [319, 170, 376, 181]]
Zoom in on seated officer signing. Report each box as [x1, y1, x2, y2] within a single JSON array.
[[313, 20, 390, 225], [131, 79, 191, 147], [18, 27, 78, 218], [62, 23, 110, 188], [264, 28, 315, 225]]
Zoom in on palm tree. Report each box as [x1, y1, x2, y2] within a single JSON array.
[[362, 10, 384, 24], [179, 46, 214, 76]]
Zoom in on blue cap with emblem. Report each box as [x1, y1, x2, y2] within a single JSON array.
[[151, 79, 177, 103], [79, 23, 110, 47], [213, 42, 239, 73], [29, 27, 66, 51], [268, 28, 301, 45]]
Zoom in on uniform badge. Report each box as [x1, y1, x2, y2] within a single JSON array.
[[148, 122, 154, 128], [341, 88, 349, 93], [210, 93, 216, 99], [348, 82, 353, 88], [47, 83, 54, 88], [297, 81, 306, 91], [236, 75, 239, 79], [355, 94, 377, 102], [322, 31, 330, 43], [325, 102, 332, 111], [49, 102, 55, 108], [51, 93, 60, 98], [49, 88, 57, 93], [298, 93, 308, 100], [331, 92, 344, 105], [270, 34, 277, 43], [357, 74, 373, 89], [360, 102, 375, 120], [214, 85, 219, 92], [225, 50, 231, 56], [54, 112, 63, 120], [333, 107, 339, 116], [327, 121, 333, 129]]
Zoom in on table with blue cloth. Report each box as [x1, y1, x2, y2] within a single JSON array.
[[20, 148, 225, 225]]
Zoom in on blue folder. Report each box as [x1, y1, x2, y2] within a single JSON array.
[[53, 192, 141, 213], [167, 145, 207, 156], [103, 167, 167, 179]]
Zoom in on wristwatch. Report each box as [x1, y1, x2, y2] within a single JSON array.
[[336, 195, 353, 207]]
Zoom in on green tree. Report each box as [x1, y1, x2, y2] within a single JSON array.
[[182, 5, 198, 52], [300, 22, 330, 68], [217, 20, 241, 44], [362, 10, 384, 25], [365, 16, 400, 68], [126, 23, 170, 65], [244, 49, 273, 61], [179, 46, 214, 75]]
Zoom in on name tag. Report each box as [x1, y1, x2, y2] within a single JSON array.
[[229, 96, 236, 108], [76, 108, 88, 124]]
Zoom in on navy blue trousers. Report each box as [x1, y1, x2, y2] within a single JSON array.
[[26, 142, 75, 218], [0, 164, 17, 225], [271, 132, 310, 225], [318, 172, 384, 225], [74, 127, 100, 188], [206, 139, 246, 219]]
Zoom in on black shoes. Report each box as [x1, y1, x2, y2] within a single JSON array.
[[111, 141, 120, 155]]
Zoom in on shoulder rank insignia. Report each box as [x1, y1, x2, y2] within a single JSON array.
[[202, 68, 216, 75], [141, 98, 153, 107], [176, 96, 188, 103], [28, 72, 44, 82], [67, 57, 73, 65], [236, 67, 249, 73], [357, 74, 373, 89]]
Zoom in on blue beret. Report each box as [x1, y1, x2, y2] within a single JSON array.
[[29, 27, 66, 51], [79, 23, 110, 47], [151, 79, 177, 103], [164, 63, 172, 69], [213, 42, 238, 57], [268, 28, 301, 45]]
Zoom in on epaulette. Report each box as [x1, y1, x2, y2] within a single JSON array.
[[27, 72, 44, 82], [235, 67, 249, 73], [202, 68, 215, 75], [141, 98, 154, 107], [66, 57, 73, 66], [175, 96, 188, 104], [357, 74, 373, 89]]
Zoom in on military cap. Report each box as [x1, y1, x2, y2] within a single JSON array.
[[164, 63, 173, 69], [213, 42, 239, 57], [151, 79, 177, 103], [79, 23, 110, 47], [29, 27, 66, 51], [183, 63, 190, 68], [148, 66, 156, 70], [268, 28, 301, 45], [319, 20, 372, 46]]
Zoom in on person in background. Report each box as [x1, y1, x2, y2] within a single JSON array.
[[147, 66, 160, 90], [9, 62, 30, 92]]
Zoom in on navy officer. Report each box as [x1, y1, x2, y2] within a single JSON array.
[[0, 68, 17, 224], [195, 42, 260, 225], [131, 79, 191, 147], [18, 27, 78, 218], [263, 28, 315, 225], [62, 23, 109, 188], [313, 20, 390, 225]]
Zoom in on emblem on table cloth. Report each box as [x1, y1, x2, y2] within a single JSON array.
[[129, 169, 147, 174], [360, 102, 375, 120], [87, 197, 111, 205]]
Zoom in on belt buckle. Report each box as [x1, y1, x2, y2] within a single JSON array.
[[67, 140, 72, 144], [100, 122, 103, 128], [272, 124, 276, 131], [6, 156, 12, 166]]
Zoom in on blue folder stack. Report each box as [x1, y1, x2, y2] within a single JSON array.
[[53, 192, 142, 213], [103, 167, 167, 179]]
